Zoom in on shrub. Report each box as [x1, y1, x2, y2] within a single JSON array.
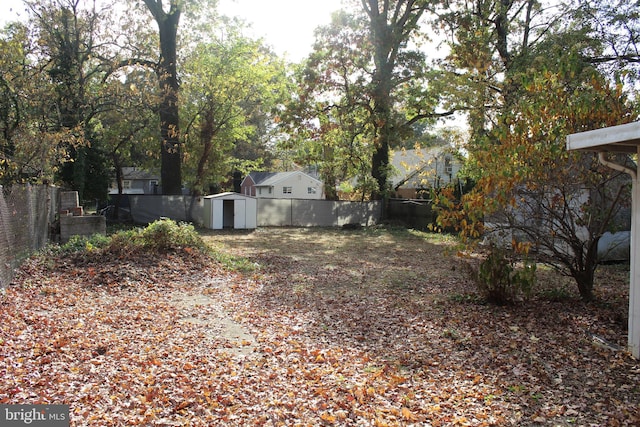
[[140, 219, 206, 252], [56, 219, 208, 256], [59, 234, 111, 254], [106, 228, 143, 255], [471, 245, 536, 305]]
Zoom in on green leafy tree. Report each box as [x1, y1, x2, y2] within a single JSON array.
[[0, 16, 85, 186], [574, 0, 640, 80], [180, 31, 289, 196], [141, 0, 183, 195], [92, 69, 159, 199], [21, 0, 117, 201]]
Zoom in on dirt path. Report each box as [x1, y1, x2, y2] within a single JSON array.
[[170, 282, 257, 356]]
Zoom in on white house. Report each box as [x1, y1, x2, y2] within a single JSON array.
[[240, 171, 324, 199], [391, 146, 463, 198]]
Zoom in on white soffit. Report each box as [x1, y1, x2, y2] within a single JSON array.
[[566, 121, 640, 153]]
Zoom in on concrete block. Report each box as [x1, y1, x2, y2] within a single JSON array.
[[60, 191, 79, 210], [60, 215, 106, 243]]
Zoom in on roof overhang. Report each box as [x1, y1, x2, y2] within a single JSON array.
[[566, 121, 640, 153]]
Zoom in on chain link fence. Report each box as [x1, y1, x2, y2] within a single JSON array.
[[0, 184, 60, 287]]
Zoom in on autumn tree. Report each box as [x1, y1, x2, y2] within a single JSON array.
[[21, 0, 115, 201], [435, 0, 640, 300], [285, 1, 457, 200], [280, 11, 377, 200]]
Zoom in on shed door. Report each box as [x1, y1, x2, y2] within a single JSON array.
[[234, 199, 246, 229], [212, 199, 224, 229]]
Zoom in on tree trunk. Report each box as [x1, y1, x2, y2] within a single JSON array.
[[362, 0, 426, 200], [572, 238, 600, 302], [574, 269, 595, 302], [192, 109, 216, 197], [367, 2, 395, 200], [144, 0, 182, 195]]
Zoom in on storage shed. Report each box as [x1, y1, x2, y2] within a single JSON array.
[[203, 192, 257, 230]]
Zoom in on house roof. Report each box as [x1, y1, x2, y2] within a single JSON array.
[[122, 167, 159, 181], [390, 146, 456, 187], [566, 121, 640, 153], [244, 171, 322, 187]]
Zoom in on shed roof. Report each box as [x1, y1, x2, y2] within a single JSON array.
[[203, 192, 255, 200]]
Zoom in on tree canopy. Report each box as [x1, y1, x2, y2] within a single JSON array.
[[282, 0, 459, 200]]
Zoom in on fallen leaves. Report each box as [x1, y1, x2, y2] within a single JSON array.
[[1, 227, 639, 426]]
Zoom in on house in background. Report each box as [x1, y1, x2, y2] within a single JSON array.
[[390, 146, 463, 199], [109, 167, 160, 195], [241, 171, 324, 199]]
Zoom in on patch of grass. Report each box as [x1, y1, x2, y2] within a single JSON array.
[[449, 292, 482, 304], [209, 249, 258, 273], [442, 328, 460, 340], [407, 228, 458, 245], [538, 286, 574, 302], [363, 364, 383, 374]]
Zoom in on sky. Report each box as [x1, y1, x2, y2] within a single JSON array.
[[218, 0, 345, 61], [0, 0, 345, 62]]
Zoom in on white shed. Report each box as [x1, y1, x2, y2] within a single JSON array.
[[203, 192, 257, 230]]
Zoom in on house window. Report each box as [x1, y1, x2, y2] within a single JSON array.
[[308, 187, 317, 194], [444, 156, 453, 174], [123, 180, 132, 189], [283, 186, 292, 194]]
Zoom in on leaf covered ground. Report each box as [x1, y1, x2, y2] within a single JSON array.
[[1, 226, 639, 426]]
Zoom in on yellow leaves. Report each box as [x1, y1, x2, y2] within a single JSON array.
[[512, 239, 532, 255], [320, 412, 337, 423], [350, 385, 374, 404], [401, 406, 418, 421]]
